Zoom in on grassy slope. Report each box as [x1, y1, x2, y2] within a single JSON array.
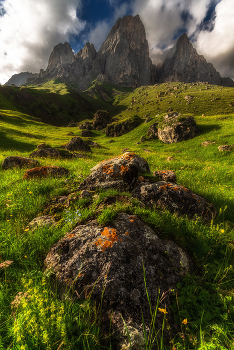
[[0, 81, 234, 349]]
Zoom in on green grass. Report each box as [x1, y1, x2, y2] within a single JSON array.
[[0, 81, 234, 349]]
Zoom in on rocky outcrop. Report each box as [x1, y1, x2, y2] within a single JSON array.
[[44, 212, 191, 346], [4, 72, 37, 86], [47, 42, 75, 72], [23, 166, 69, 179], [93, 110, 111, 129], [65, 136, 91, 152], [157, 33, 234, 86], [106, 115, 142, 137], [158, 113, 198, 144]]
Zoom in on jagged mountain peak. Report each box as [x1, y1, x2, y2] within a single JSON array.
[[47, 42, 74, 72]]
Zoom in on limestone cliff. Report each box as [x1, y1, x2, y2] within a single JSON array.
[[47, 42, 75, 71]]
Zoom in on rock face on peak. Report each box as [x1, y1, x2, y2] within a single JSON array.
[[47, 42, 75, 71], [97, 15, 151, 87], [157, 33, 234, 86]]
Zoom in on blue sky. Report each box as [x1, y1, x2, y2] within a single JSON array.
[[0, 0, 233, 84]]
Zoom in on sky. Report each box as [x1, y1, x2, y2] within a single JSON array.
[[0, 0, 234, 84]]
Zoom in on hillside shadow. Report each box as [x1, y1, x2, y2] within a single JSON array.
[[0, 130, 38, 152], [198, 123, 221, 134]]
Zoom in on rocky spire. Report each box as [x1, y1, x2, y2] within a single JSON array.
[[47, 42, 75, 71]]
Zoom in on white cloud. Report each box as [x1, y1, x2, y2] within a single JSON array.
[[195, 0, 234, 78], [0, 0, 85, 84]]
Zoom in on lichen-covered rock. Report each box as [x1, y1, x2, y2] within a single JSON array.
[[2, 156, 40, 170], [93, 110, 111, 129], [65, 137, 91, 152], [158, 114, 198, 144], [79, 152, 150, 191], [79, 121, 93, 130], [44, 213, 191, 346], [28, 215, 56, 231], [133, 181, 216, 222], [29, 148, 61, 158], [23, 166, 69, 179], [106, 116, 142, 137], [37, 143, 51, 149], [201, 141, 216, 147], [153, 170, 177, 183], [89, 141, 101, 148]]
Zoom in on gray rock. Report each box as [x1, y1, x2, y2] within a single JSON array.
[[158, 115, 198, 144], [132, 181, 216, 222], [44, 213, 191, 346], [153, 170, 177, 182], [29, 148, 61, 158], [23, 166, 69, 180], [147, 123, 158, 139], [79, 152, 150, 191], [218, 145, 233, 151], [2, 156, 40, 169], [65, 137, 91, 152], [93, 110, 110, 129], [201, 141, 216, 147], [106, 116, 142, 137], [47, 42, 75, 71]]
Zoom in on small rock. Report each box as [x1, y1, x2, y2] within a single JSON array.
[[166, 156, 175, 162], [81, 130, 93, 137], [65, 137, 91, 152], [93, 110, 111, 129], [89, 141, 101, 148], [153, 170, 177, 182], [2, 156, 40, 170], [108, 140, 115, 143], [218, 145, 232, 151], [201, 141, 216, 147], [140, 136, 146, 142], [28, 215, 56, 231], [80, 190, 92, 199], [37, 143, 51, 149]]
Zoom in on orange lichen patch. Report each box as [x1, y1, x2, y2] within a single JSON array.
[[120, 165, 129, 174], [125, 232, 129, 235], [102, 164, 114, 175], [94, 227, 119, 252], [160, 184, 169, 191], [67, 233, 75, 239], [129, 215, 137, 223], [122, 152, 136, 161], [138, 176, 144, 182]]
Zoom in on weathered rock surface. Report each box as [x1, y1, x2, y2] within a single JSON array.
[[81, 130, 93, 137], [157, 33, 234, 87], [158, 114, 198, 144], [153, 170, 177, 183], [147, 123, 158, 139], [4, 72, 37, 86], [37, 143, 51, 149], [93, 110, 111, 129], [65, 137, 91, 152], [29, 148, 61, 158], [2, 156, 39, 169], [201, 141, 216, 147], [106, 116, 142, 137], [218, 145, 233, 151], [79, 152, 150, 191], [133, 181, 216, 222], [47, 42, 75, 72], [79, 121, 93, 130], [44, 213, 191, 346], [97, 15, 152, 88], [23, 166, 69, 179], [28, 215, 56, 231]]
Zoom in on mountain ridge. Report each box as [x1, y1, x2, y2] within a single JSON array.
[[5, 15, 234, 89]]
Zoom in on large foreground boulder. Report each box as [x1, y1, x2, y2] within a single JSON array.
[[79, 152, 150, 191], [65, 137, 91, 152], [133, 181, 216, 222], [2, 156, 39, 169], [23, 166, 69, 179], [158, 114, 198, 144], [45, 213, 191, 347]]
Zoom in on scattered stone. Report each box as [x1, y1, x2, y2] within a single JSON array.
[[166, 156, 175, 162], [79, 121, 93, 130], [23, 166, 69, 180], [140, 136, 146, 142], [106, 116, 142, 137], [37, 143, 50, 149], [135, 142, 141, 145], [65, 137, 91, 152], [44, 213, 191, 346], [153, 170, 177, 182], [158, 114, 198, 144], [144, 149, 151, 153], [66, 132, 75, 136], [93, 110, 111, 129], [79, 152, 150, 191], [133, 181, 216, 222], [184, 95, 192, 101], [2, 156, 40, 170], [28, 215, 56, 231], [81, 130, 93, 137], [72, 153, 88, 159], [201, 141, 216, 147], [218, 145, 233, 151], [108, 140, 115, 143], [29, 148, 61, 158]]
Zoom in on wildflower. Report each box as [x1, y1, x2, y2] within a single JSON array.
[[220, 229, 224, 233], [182, 318, 187, 325], [29, 191, 32, 194], [24, 228, 29, 231], [158, 307, 167, 314], [0, 260, 13, 268]]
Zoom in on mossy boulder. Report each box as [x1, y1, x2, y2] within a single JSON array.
[[106, 115, 142, 137]]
